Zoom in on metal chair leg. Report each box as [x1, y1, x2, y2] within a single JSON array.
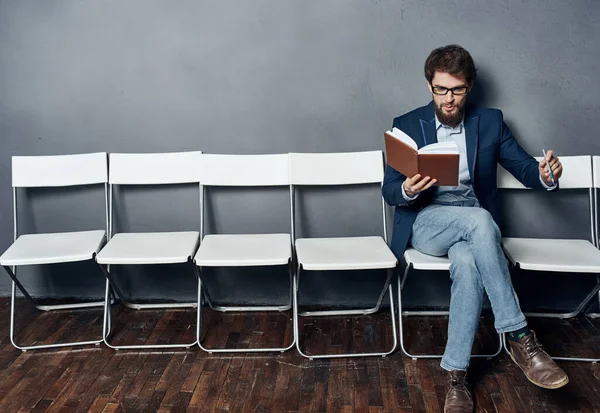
[[298, 270, 389, 317], [100, 262, 198, 350], [196, 262, 295, 353], [294, 266, 397, 359], [397, 266, 503, 360], [585, 288, 600, 318], [519, 271, 600, 319], [4, 264, 105, 351]]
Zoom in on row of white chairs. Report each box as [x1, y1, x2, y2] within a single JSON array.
[[0, 151, 599, 362], [0, 151, 396, 358]]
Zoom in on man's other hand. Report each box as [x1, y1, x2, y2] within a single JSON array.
[[539, 150, 563, 185]]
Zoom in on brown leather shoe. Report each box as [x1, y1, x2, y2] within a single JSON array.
[[508, 330, 569, 389], [444, 370, 473, 413]]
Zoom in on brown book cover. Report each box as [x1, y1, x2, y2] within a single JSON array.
[[384, 130, 459, 186]]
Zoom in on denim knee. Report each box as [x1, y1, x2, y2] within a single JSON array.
[[466, 209, 500, 243]]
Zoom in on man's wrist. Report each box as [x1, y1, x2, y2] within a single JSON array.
[[539, 173, 557, 190], [401, 182, 419, 201]]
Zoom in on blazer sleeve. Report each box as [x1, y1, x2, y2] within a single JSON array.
[[382, 165, 411, 206], [497, 111, 549, 191]]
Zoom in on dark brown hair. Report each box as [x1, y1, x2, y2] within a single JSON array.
[[424, 45, 477, 84]]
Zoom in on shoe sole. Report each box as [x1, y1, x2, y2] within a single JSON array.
[[509, 351, 569, 390]]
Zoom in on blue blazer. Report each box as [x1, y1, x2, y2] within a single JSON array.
[[382, 101, 552, 259]]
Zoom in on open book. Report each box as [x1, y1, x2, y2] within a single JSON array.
[[384, 127, 460, 186]]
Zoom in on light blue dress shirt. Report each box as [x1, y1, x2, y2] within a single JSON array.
[[431, 117, 479, 206]]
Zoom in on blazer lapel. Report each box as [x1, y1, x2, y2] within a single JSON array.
[[464, 109, 480, 183], [419, 102, 437, 147]]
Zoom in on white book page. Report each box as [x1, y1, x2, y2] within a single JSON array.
[[388, 127, 418, 151], [418, 142, 459, 155]]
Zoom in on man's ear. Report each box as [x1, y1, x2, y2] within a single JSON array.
[[427, 82, 433, 93], [467, 82, 474, 92]]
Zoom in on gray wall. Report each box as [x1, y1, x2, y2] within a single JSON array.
[[0, 0, 599, 310]]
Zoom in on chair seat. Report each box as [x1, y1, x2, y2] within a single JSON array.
[[96, 232, 199, 265], [502, 237, 600, 273], [0, 230, 106, 266], [295, 236, 397, 271], [404, 247, 451, 270], [194, 233, 291, 267]]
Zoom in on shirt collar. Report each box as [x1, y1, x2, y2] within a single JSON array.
[[435, 114, 464, 133]]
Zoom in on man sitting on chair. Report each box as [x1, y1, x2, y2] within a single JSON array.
[[382, 44, 568, 413]]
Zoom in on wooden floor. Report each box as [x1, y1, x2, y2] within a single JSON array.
[[0, 297, 600, 413]]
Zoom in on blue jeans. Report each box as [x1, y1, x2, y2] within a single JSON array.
[[410, 204, 527, 371]]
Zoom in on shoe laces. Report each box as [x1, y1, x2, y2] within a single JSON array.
[[523, 335, 544, 361], [450, 375, 469, 391]]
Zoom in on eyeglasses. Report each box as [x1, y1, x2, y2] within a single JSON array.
[[431, 85, 469, 96]]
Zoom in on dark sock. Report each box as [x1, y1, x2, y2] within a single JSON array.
[[507, 325, 531, 342]]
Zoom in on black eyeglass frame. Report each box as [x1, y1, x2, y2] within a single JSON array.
[[430, 85, 469, 96]]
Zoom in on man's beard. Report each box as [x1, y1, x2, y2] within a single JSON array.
[[435, 101, 465, 128]]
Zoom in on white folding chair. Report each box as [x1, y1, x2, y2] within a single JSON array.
[[96, 151, 202, 350], [290, 151, 398, 359], [596, 156, 600, 249], [499, 155, 600, 362], [587, 156, 600, 319], [399, 248, 503, 360], [193, 153, 294, 353], [0, 153, 109, 350]]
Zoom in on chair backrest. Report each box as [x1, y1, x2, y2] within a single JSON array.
[[12, 153, 108, 188], [289, 151, 384, 185], [288, 151, 387, 241], [109, 151, 203, 185], [593, 156, 600, 189], [497, 155, 592, 189], [594, 156, 600, 247], [198, 154, 290, 238], [200, 154, 289, 186]]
